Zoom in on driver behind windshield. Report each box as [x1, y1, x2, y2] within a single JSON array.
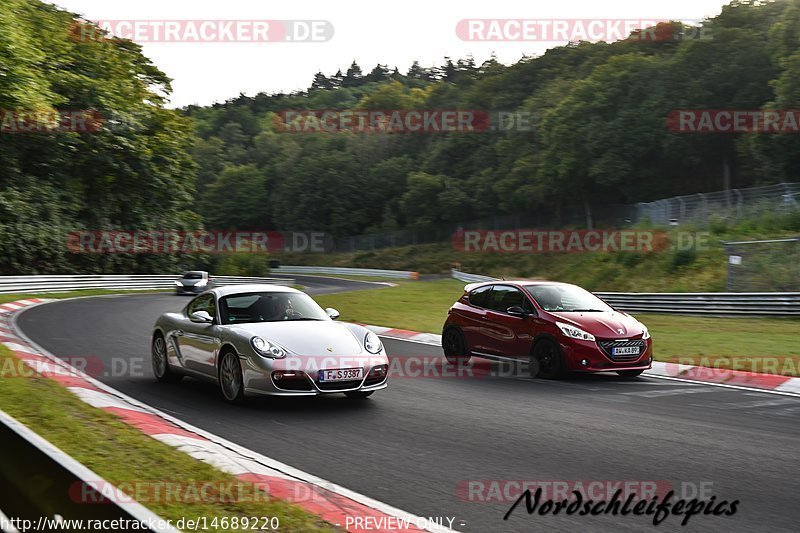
[[533, 286, 564, 311], [251, 295, 296, 321]]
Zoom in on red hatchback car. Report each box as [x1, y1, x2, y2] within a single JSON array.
[[442, 281, 653, 378]]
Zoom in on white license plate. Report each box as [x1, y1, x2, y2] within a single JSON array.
[[319, 368, 363, 382], [613, 346, 640, 356]]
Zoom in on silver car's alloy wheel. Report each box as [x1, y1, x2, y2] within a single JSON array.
[[220, 352, 245, 403], [152, 336, 167, 377], [152, 334, 181, 383]]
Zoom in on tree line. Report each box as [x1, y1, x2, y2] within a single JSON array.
[[190, 0, 800, 236]]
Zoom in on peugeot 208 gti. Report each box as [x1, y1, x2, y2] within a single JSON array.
[[442, 281, 652, 378]]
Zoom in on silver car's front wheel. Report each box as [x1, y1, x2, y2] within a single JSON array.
[[219, 351, 245, 404], [152, 333, 181, 383]]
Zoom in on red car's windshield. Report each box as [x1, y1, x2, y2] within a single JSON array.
[[525, 284, 613, 313]]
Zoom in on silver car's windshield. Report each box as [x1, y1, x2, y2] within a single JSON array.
[[526, 284, 613, 313], [219, 292, 329, 325]]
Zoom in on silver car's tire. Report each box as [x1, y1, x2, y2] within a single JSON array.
[[344, 391, 374, 399], [152, 333, 182, 383], [219, 351, 246, 404]]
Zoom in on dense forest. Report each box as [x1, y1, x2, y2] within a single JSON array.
[[189, 0, 800, 237], [1, 0, 800, 274]]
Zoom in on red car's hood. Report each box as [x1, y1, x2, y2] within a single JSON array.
[[549, 311, 645, 339]]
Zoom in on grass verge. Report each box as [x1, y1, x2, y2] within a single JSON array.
[[0, 299, 333, 531], [313, 280, 800, 376]]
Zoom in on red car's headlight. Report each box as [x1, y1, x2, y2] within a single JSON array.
[[556, 322, 596, 341]]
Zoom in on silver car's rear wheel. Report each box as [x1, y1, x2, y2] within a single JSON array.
[[152, 333, 182, 383], [219, 351, 245, 403]]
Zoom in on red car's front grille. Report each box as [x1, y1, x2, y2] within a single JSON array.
[[597, 339, 647, 362]]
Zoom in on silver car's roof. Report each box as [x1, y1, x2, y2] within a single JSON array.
[[212, 283, 301, 298]]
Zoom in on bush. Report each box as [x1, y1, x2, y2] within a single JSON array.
[[212, 253, 270, 277]]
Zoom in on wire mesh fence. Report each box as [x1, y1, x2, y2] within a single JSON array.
[[723, 238, 800, 292], [332, 183, 799, 253], [635, 182, 800, 226]]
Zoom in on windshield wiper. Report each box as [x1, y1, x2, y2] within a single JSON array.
[[287, 317, 324, 321], [568, 308, 605, 312]]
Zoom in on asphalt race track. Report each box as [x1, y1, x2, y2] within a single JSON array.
[[16, 277, 800, 532]]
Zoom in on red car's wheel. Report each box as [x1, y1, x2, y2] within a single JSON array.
[[442, 327, 471, 364], [531, 338, 565, 379]]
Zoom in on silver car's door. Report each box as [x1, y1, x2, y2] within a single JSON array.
[[176, 294, 219, 376]]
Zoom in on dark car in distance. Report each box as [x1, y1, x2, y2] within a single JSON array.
[[442, 281, 653, 378]]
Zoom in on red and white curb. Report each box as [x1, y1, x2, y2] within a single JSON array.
[[1, 300, 457, 533], [363, 325, 800, 396]]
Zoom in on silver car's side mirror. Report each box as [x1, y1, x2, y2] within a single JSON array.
[[190, 310, 214, 323], [325, 308, 340, 320]]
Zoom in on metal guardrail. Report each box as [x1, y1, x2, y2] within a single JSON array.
[[594, 292, 800, 316], [275, 265, 419, 279], [0, 275, 293, 294], [451, 268, 495, 283], [450, 269, 800, 317], [0, 409, 175, 531]]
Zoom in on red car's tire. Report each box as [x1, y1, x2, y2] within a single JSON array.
[[531, 338, 565, 379], [442, 327, 471, 364]]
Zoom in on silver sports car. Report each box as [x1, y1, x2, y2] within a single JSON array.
[[151, 284, 389, 403]]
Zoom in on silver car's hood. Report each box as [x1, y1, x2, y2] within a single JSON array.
[[227, 321, 364, 356]]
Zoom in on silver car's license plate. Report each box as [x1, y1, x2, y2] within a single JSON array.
[[613, 346, 640, 356], [319, 368, 363, 382]]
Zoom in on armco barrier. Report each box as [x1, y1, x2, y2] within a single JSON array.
[[0, 409, 174, 531], [450, 268, 495, 284], [0, 275, 293, 294], [594, 292, 800, 317], [451, 269, 800, 317], [275, 265, 419, 279]]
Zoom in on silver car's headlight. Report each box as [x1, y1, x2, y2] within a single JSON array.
[[251, 336, 287, 359], [364, 331, 383, 354], [196, 279, 208, 287], [174, 280, 182, 286], [556, 322, 595, 341]]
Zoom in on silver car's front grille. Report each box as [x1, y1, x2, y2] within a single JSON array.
[[316, 379, 363, 391]]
